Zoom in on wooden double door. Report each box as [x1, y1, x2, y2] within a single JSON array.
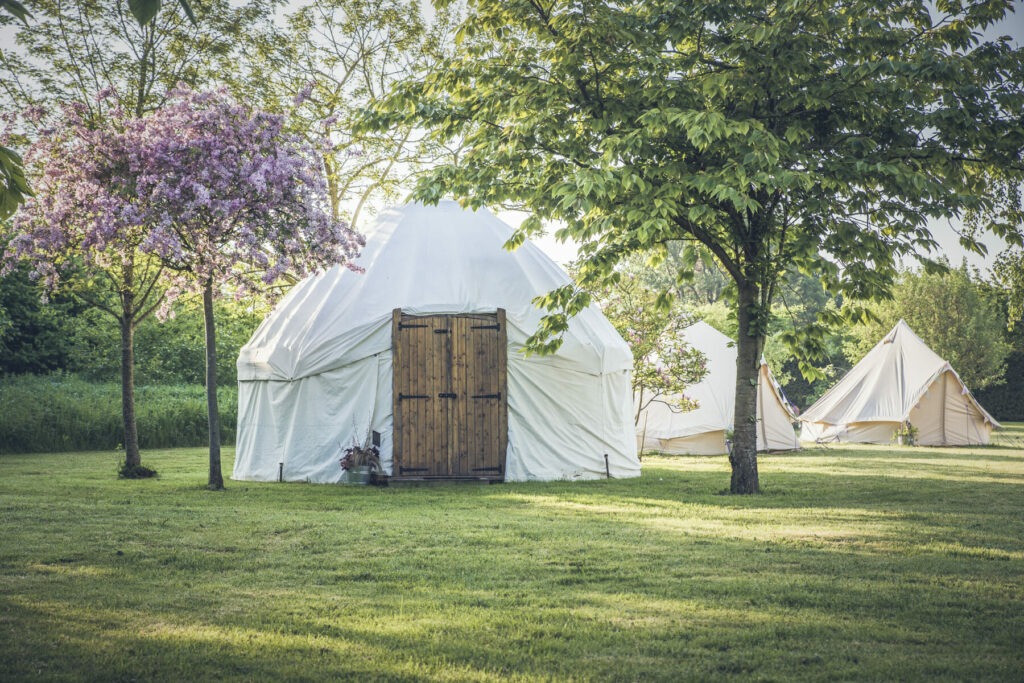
[[392, 309, 508, 480]]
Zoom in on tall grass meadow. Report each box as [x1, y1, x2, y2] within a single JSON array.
[[0, 374, 236, 454]]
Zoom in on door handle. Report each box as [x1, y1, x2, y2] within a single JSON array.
[[437, 392, 458, 399]]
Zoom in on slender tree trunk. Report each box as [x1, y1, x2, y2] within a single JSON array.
[[203, 281, 224, 490], [730, 278, 761, 494], [119, 315, 141, 470]]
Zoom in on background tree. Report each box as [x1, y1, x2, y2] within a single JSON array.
[[371, 0, 1024, 493], [622, 243, 731, 307], [978, 245, 1024, 419], [55, 297, 265, 387], [582, 270, 707, 424], [114, 86, 361, 489], [0, 264, 83, 374], [615, 246, 846, 407], [845, 263, 1011, 391], [0, 0, 277, 119], [992, 247, 1024, 331], [240, 0, 460, 228]]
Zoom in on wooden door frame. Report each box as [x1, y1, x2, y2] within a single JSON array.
[[391, 309, 508, 481]]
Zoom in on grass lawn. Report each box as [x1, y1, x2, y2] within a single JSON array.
[[1, 427, 1022, 682]]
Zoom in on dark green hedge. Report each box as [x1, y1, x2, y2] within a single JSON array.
[[974, 350, 1024, 422]]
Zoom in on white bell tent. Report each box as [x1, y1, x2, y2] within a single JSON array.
[[234, 201, 640, 483], [636, 321, 800, 455], [799, 319, 1000, 445]]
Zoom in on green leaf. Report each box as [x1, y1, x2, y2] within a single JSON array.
[[0, 145, 32, 221], [654, 291, 674, 313], [177, 0, 196, 25], [128, 0, 162, 26], [128, 0, 196, 27], [503, 230, 526, 252], [0, 0, 32, 25]]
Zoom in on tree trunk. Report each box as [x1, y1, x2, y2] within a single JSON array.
[[203, 281, 224, 490], [730, 278, 761, 494], [119, 315, 141, 470]]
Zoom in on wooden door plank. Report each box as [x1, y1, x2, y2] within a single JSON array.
[[418, 313, 440, 478], [413, 316, 426, 473], [451, 316, 467, 477], [475, 317, 488, 474], [497, 308, 508, 474], [408, 313, 425, 475], [392, 309, 403, 475], [435, 315, 451, 477], [483, 315, 496, 473]]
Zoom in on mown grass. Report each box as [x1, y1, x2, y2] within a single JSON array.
[[1, 427, 1022, 681], [0, 375, 237, 454]]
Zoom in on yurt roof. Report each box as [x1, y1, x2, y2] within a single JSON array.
[[238, 201, 632, 381]]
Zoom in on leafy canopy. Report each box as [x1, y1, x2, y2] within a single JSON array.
[[992, 246, 1024, 331], [4, 97, 167, 323], [240, 0, 460, 228], [371, 0, 1024, 359], [0, 0, 278, 120]]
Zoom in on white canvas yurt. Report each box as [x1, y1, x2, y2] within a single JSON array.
[[234, 201, 640, 483], [799, 320, 1000, 445], [636, 321, 800, 455]]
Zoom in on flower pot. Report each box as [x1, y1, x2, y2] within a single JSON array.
[[343, 465, 372, 485]]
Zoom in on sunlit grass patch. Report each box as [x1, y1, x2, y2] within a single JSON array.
[[1, 430, 1022, 681]]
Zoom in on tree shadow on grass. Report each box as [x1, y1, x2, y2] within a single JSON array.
[[2, 517, 1021, 683], [493, 464, 1024, 512], [2, 445, 1022, 680]]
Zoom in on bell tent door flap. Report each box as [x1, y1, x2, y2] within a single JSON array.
[[392, 309, 508, 480]]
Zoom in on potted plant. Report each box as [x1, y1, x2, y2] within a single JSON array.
[[894, 422, 919, 446], [340, 441, 382, 484]]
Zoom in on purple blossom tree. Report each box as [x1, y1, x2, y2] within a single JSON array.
[[4, 98, 167, 477], [124, 85, 362, 489], [5, 86, 362, 488]]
